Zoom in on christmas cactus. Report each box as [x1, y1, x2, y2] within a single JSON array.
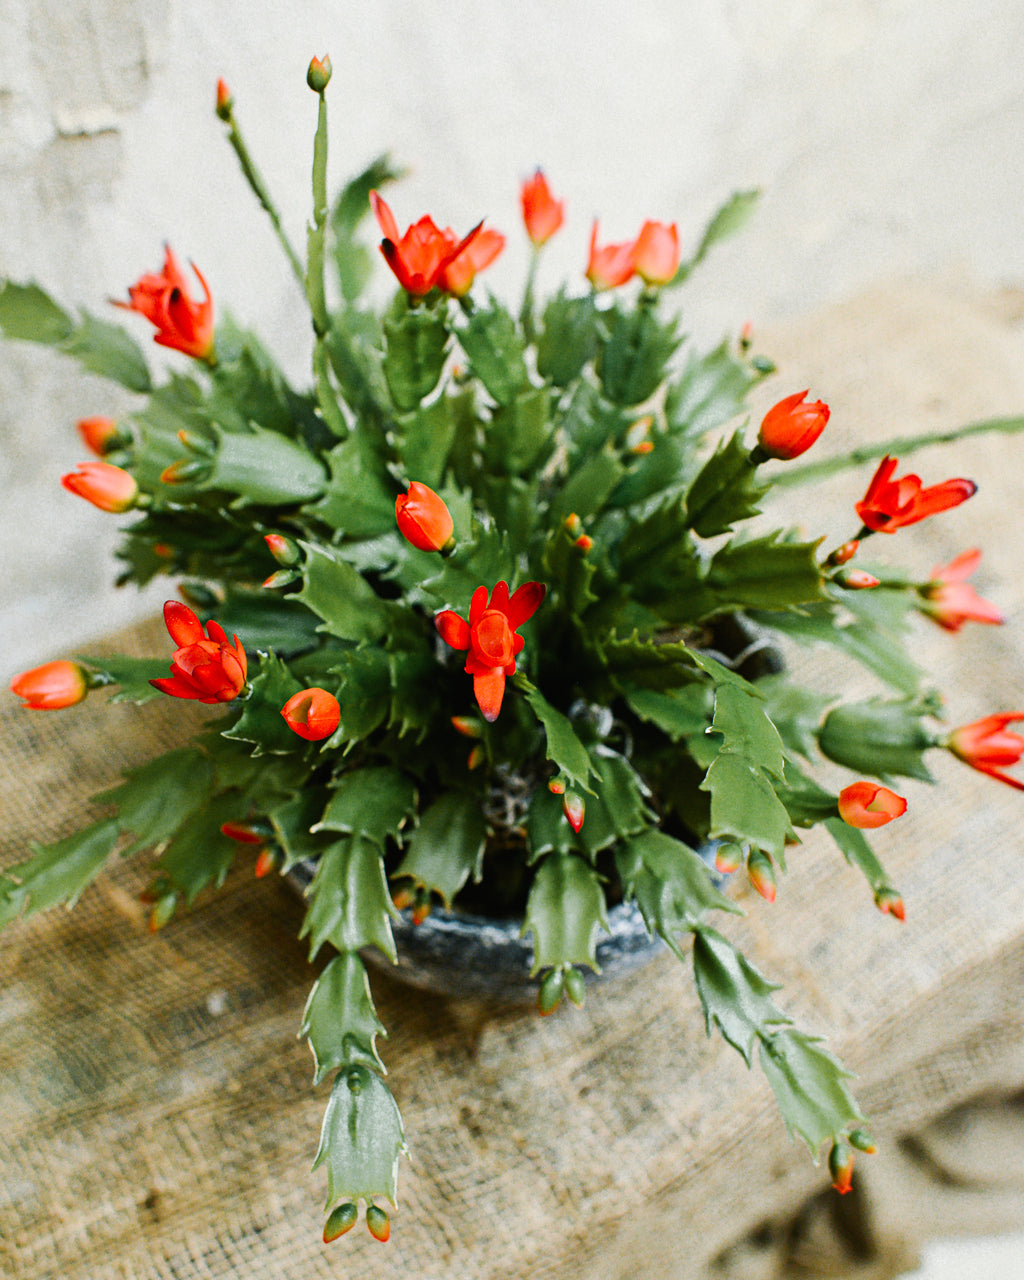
[[4, 57, 1023, 1244]]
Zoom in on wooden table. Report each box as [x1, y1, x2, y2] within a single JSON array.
[[4, 281, 1024, 1279]]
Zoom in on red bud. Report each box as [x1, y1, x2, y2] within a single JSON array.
[[562, 791, 585, 832], [365, 1205, 390, 1242], [323, 1202, 358, 1242]]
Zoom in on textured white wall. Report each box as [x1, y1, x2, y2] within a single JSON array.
[[3, 0, 1024, 671]]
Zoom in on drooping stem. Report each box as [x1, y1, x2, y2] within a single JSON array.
[[221, 109, 306, 290]]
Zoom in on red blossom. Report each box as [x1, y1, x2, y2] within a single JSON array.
[[586, 221, 637, 290], [633, 219, 680, 286], [149, 600, 247, 704], [435, 580, 546, 721], [113, 246, 215, 361], [854, 455, 976, 534], [370, 190, 484, 297], [920, 548, 1004, 632], [438, 227, 505, 297], [837, 782, 907, 829], [947, 713, 1024, 791], [521, 170, 565, 247]]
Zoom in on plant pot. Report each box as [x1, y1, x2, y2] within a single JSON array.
[[286, 842, 724, 1003]]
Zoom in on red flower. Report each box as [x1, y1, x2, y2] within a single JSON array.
[[149, 600, 247, 703], [61, 461, 138, 512], [521, 170, 565, 247], [947, 713, 1024, 791], [633, 220, 680, 286], [10, 660, 89, 710], [854, 455, 976, 534], [281, 687, 341, 741], [585, 221, 637, 290], [920, 548, 1004, 632], [370, 190, 483, 297], [757, 390, 830, 461], [114, 246, 215, 361], [837, 782, 907, 829], [77, 416, 118, 456], [395, 481, 455, 552], [438, 227, 505, 297], [435, 580, 546, 721]]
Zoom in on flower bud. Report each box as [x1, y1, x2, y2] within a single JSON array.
[[538, 967, 565, 1015], [395, 482, 455, 554], [562, 791, 585, 833], [874, 886, 906, 921], [215, 78, 234, 120], [563, 966, 586, 1008], [323, 1202, 358, 1243], [747, 849, 776, 903], [633, 219, 680, 286], [61, 461, 139, 512], [281, 687, 341, 741], [254, 849, 277, 879], [264, 533, 301, 566], [262, 569, 299, 589], [826, 539, 860, 567], [220, 821, 263, 844], [849, 1128, 876, 1154], [467, 744, 485, 771], [757, 390, 830, 461], [451, 715, 482, 739], [714, 842, 743, 875], [307, 54, 332, 93], [76, 415, 119, 456], [828, 1138, 855, 1195], [838, 782, 907, 829], [10, 660, 89, 710], [365, 1204, 390, 1243], [837, 569, 880, 590], [521, 169, 565, 247]]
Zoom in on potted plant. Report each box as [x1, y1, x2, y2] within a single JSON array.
[[3, 56, 1022, 1245]]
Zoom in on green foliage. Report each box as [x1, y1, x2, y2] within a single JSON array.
[[458, 299, 528, 404], [685, 430, 767, 538], [382, 299, 450, 410], [314, 1065, 407, 1208], [393, 791, 487, 906], [0, 818, 121, 925], [0, 281, 152, 390], [524, 852, 608, 974], [302, 951, 388, 1081], [98, 747, 216, 855], [818, 697, 936, 781], [300, 836, 397, 961]]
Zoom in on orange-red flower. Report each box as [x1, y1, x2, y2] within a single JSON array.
[[395, 481, 455, 553], [633, 220, 680, 286], [10, 660, 89, 710], [837, 781, 907, 829], [281, 687, 341, 741], [77, 416, 118, 456], [435, 580, 546, 721], [757, 390, 830, 461], [370, 190, 483, 297], [114, 246, 215, 360], [920, 548, 1004, 632], [438, 227, 505, 297], [521, 170, 565, 247], [585, 221, 637, 290], [149, 600, 247, 703], [61, 461, 138, 512], [947, 713, 1024, 791], [854, 455, 976, 534]]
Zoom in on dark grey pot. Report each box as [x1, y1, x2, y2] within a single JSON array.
[[286, 842, 724, 1004]]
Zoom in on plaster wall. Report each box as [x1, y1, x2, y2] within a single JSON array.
[[2, 0, 1023, 670]]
